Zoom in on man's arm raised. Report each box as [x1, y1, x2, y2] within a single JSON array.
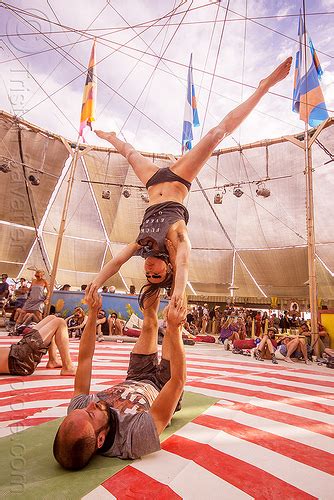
[[149, 302, 187, 435], [73, 290, 101, 396]]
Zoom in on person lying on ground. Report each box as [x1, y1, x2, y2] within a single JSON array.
[[86, 58, 292, 310], [0, 315, 75, 376], [53, 289, 187, 470]]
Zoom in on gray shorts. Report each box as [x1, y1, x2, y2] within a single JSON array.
[[8, 329, 48, 376], [126, 352, 171, 391]]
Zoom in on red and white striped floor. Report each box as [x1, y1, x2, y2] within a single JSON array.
[[1, 335, 333, 499]]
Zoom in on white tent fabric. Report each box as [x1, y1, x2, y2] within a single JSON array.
[[1, 110, 334, 303]]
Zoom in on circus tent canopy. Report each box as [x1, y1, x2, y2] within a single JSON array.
[[1, 110, 334, 303]]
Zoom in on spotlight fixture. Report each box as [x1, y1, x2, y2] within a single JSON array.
[[102, 189, 111, 200], [256, 185, 270, 198], [122, 189, 131, 198], [0, 159, 12, 173], [233, 186, 244, 198], [141, 193, 149, 203], [28, 174, 40, 186], [214, 192, 223, 204]]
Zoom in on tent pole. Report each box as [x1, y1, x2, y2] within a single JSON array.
[[302, 3, 319, 356], [304, 131, 319, 355], [45, 137, 81, 314]]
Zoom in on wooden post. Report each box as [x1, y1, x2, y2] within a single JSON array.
[[305, 134, 320, 355], [45, 140, 80, 314], [302, 3, 319, 356]]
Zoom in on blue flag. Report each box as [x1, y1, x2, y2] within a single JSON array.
[[292, 11, 328, 127]]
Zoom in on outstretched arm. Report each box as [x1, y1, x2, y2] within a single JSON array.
[[149, 302, 187, 434], [73, 291, 101, 396], [87, 242, 140, 294]]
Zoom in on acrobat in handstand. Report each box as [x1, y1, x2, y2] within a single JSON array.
[[87, 58, 292, 308]]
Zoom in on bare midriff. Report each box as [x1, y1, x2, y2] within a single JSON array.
[[147, 181, 188, 206]]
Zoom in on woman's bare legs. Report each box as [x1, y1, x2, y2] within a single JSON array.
[[171, 57, 292, 182], [95, 131, 158, 185], [95, 59, 291, 193]]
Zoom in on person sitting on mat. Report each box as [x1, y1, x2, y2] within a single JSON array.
[[86, 58, 292, 310], [53, 289, 186, 470], [0, 316, 76, 376]]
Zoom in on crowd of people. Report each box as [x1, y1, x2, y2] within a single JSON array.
[[1, 272, 331, 361], [185, 303, 331, 365], [0, 273, 132, 339]]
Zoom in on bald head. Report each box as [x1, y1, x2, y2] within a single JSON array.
[[53, 416, 97, 470]]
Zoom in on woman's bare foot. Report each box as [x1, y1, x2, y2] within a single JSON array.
[[60, 366, 76, 376], [46, 360, 62, 369], [259, 57, 292, 92], [285, 356, 294, 363], [95, 130, 116, 142]]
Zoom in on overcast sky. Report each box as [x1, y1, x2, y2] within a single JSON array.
[[0, 0, 333, 154]]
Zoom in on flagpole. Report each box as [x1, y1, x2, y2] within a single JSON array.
[[302, 3, 319, 355], [45, 137, 81, 314]]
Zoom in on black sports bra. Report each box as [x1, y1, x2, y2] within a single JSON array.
[[145, 167, 191, 191]]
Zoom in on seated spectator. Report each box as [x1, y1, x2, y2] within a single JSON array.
[[219, 318, 239, 350], [66, 307, 88, 338], [0, 273, 10, 317], [107, 312, 125, 337], [299, 321, 330, 358], [96, 309, 108, 341], [80, 284, 87, 291], [60, 284, 71, 291], [253, 329, 278, 364], [109, 286, 116, 293], [101, 286, 108, 293], [275, 336, 311, 364], [0, 315, 75, 376], [128, 285, 136, 295]]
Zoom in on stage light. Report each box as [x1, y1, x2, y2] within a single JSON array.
[[141, 193, 149, 203], [0, 158, 12, 173], [28, 174, 40, 186], [102, 189, 111, 200], [122, 189, 131, 198], [214, 192, 223, 204], [256, 186, 270, 198], [233, 187, 244, 198]]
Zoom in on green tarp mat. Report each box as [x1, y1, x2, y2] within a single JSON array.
[[0, 391, 218, 500]]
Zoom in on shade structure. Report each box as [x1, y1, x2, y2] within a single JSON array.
[[0, 110, 334, 302]]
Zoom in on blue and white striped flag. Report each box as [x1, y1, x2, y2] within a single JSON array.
[[182, 53, 200, 154], [292, 11, 328, 127]]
